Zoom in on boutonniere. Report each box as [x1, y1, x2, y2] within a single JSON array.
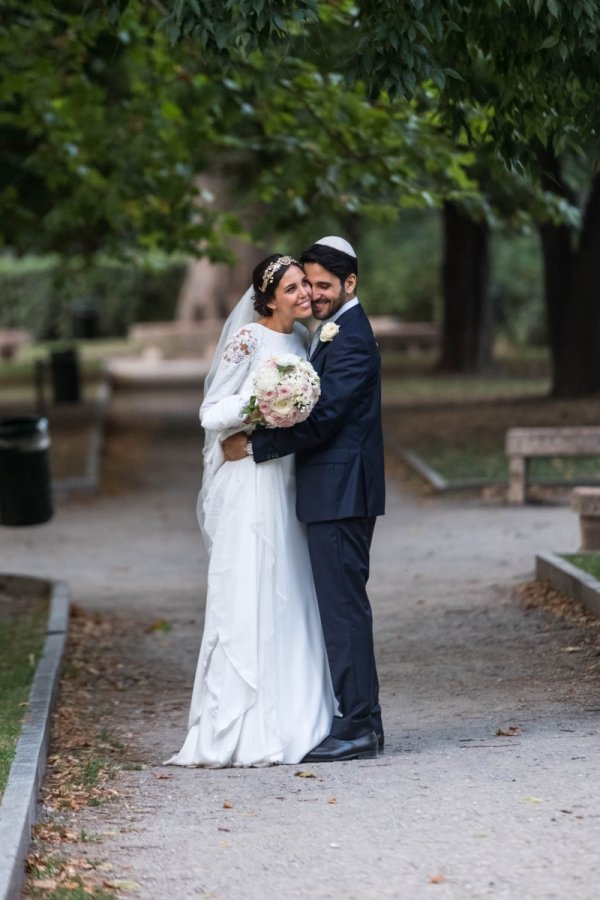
[[320, 322, 340, 342]]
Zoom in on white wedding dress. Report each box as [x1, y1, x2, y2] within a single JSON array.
[[167, 322, 336, 767]]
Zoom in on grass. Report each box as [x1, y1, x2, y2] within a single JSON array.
[[562, 554, 600, 581], [0, 590, 49, 797], [412, 445, 600, 484], [382, 373, 550, 404], [383, 362, 600, 488], [380, 345, 551, 404], [408, 443, 507, 481]]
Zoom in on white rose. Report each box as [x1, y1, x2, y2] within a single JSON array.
[[269, 396, 295, 416], [276, 353, 300, 367], [254, 367, 280, 393], [320, 322, 340, 342]]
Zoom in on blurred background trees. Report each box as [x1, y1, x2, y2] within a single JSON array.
[[1, 0, 598, 394]]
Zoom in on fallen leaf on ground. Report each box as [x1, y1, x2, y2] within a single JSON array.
[[223, 800, 233, 808], [522, 795, 544, 804], [430, 873, 447, 884], [327, 797, 337, 804], [294, 770, 316, 778], [496, 726, 521, 737], [146, 618, 172, 633]]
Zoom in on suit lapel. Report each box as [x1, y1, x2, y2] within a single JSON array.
[[310, 338, 326, 363], [310, 304, 362, 362]]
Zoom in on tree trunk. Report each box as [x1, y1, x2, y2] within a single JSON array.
[[438, 201, 493, 372], [564, 174, 600, 396], [537, 148, 600, 397], [538, 220, 573, 395], [177, 173, 265, 322]]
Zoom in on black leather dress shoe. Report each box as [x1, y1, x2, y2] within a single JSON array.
[[302, 731, 378, 763], [376, 732, 384, 752]]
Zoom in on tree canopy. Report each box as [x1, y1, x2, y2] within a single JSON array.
[[3, 0, 598, 258]]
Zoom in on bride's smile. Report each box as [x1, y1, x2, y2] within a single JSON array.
[[264, 266, 313, 333]]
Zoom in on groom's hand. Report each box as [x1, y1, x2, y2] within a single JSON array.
[[222, 432, 249, 461]]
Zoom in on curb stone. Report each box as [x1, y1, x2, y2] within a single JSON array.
[[0, 578, 70, 900], [536, 551, 600, 619]]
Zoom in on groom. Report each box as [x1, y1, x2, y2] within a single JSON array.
[[223, 235, 385, 761]]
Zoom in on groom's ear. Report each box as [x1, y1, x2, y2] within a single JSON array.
[[344, 274, 357, 297]]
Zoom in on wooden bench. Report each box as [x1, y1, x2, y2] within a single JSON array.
[[505, 426, 600, 504]]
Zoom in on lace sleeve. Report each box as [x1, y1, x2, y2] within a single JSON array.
[[200, 326, 260, 433]]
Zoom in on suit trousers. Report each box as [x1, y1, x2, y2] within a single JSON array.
[[306, 516, 382, 741]]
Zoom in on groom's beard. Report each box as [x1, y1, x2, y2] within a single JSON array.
[[311, 286, 345, 320]]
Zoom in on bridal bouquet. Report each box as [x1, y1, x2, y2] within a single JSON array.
[[242, 354, 321, 428]]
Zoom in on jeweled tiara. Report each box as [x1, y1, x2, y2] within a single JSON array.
[[259, 256, 299, 293]]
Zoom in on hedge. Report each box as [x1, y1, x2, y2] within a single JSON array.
[[0, 255, 187, 339]]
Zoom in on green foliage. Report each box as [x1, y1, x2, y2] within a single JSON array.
[[0, 2, 241, 257], [358, 212, 442, 321], [334, 1, 600, 164], [155, 0, 600, 162], [2, 0, 599, 283], [0, 255, 185, 339], [225, 66, 482, 232], [492, 231, 546, 345], [357, 212, 545, 345], [149, 0, 319, 53]]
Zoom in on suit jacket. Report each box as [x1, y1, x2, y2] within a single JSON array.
[[252, 302, 386, 523]]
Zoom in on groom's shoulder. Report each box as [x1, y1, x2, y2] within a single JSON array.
[[339, 303, 376, 339]]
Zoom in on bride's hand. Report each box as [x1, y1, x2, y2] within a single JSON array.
[[222, 432, 249, 462]]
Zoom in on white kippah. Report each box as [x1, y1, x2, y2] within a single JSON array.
[[315, 235, 357, 258]]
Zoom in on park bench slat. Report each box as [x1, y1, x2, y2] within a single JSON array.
[[505, 426, 600, 504]]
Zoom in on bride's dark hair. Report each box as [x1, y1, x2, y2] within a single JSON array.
[[252, 254, 301, 317]]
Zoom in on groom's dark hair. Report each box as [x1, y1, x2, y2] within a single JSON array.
[[300, 243, 358, 283]]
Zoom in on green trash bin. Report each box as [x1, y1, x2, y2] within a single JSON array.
[[0, 416, 53, 526]]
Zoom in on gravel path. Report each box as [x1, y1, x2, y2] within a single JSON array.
[[3, 386, 600, 900]]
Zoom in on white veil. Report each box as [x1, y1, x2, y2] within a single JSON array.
[[197, 285, 258, 545], [202, 285, 258, 398]]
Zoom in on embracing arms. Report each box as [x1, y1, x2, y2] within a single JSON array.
[[223, 328, 378, 462]]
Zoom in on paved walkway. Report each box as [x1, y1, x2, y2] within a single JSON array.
[[2, 386, 600, 900]]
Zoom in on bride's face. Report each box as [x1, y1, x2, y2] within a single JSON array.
[[268, 265, 313, 323]]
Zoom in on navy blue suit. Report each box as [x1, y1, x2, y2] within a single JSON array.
[[252, 302, 385, 740]]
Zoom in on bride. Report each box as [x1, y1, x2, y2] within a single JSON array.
[[167, 254, 336, 767]]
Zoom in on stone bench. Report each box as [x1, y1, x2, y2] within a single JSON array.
[[572, 487, 600, 550], [369, 316, 440, 353], [505, 426, 600, 504]]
